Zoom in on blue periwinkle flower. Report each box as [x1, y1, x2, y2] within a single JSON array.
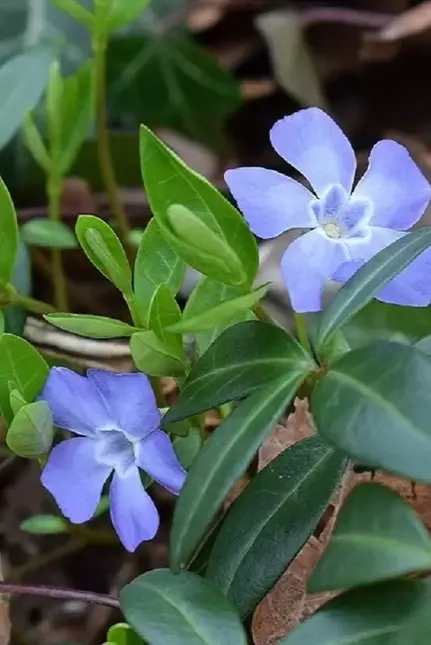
[[40, 367, 186, 552], [225, 108, 431, 312]]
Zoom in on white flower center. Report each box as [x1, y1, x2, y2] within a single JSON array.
[[323, 222, 342, 239], [95, 429, 138, 478]]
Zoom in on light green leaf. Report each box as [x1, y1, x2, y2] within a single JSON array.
[[21, 514, 68, 535], [0, 177, 19, 284], [170, 373, 307, 572], [45, 313, 136, 338], [316, 228, 431, 350], [95, 0, 150, 33], [130, 330, 186, 377], [309, 482, 431, 592], [313, 341, 431, 483], [164, 321, 314, 424], [7, 400, 53, 457], [416, 335, 431, 357], [9, 388, 27, 415], [139, 126, 258, 287], [167, 284, 268, 334], [134, 218, 185, 318], [106, 622, 144, 645], [120, 569, 248, 645], [206, 436, 346, 617], [147, 284, 183, 357], [21, 219, 78, 249], [51, 0, 94, 29], [0, 45, 55, 151], [22, 113, 50, 171], [0, 334, 48, 424], [76, 215, 132, 295], [278, 580, 431, 645]]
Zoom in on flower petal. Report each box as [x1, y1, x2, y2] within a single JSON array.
[[352, 140, 431, 230], [136, 429, 186, 495], [41, 437, 111, 523], [281, 229, 350, 312], [40, 367, 112, 436], [270, 108, 356, 196], [87, 370, 160, 439], [109, 468, 159, 552], [224, 167, 315, 239], [377, 247, 431, 306]]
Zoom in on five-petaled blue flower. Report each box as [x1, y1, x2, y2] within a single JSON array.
[[225, 108, 431, 312], [40, 367, 186, 552]]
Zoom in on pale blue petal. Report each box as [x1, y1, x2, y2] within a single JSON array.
[[135, 429, 186, 495], [40, 367, 112, 437], [109, 467, 159, 552], [343, 226, 404, 263], [270, 108, 356, 196], [352, 140, 431, 230], [377, 247, 431, 306], [87, 370, 160, 439], [281, 230, 350, 312], [41, 438, 111, 523], [224, 167, 315, 238]]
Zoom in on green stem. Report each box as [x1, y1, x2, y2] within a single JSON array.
[[124, 293, 145, 328], [93, 36, 130, 246], [294, 312, 312, 354], [47, 175, 69, 311], [253, 302, 276, 325], [2, 284, 56, 315]]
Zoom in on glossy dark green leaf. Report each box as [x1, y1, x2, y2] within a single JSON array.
[[0, 177, 18, 283], [147, 284, 183, 357], [309, 482, 431, 593], [0, 334, 48, 424], [206, 436, 346, 617], [316, 228, 431, 350], [20, 514, 68, 535], [174, 428, 202, 469], [21, 219, 77, 249], [130, 330, 186, 377], [140, 126, 258, 287], [170, 373, 307, 572], [167, 285, 268, 334], [120, 569, 247, 645], [106, 623, 144, 645], [313, 341, 431, 482], [182, 277, 254, 356], [0, 45, 55, 151], [109, 33, 241, 149], [164, 321, 314, 424], [134, 218, 185, 318], [416, 335, 431, 357], [95, 0, 150, 33], [45, 313, 136, 338], [4, 242, 31, 337], [278, 580, 431, 645], [76, 215, 132, 295], [7, 400, 53, 457]]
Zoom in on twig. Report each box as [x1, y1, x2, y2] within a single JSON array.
[[0, 581, 120, 609]]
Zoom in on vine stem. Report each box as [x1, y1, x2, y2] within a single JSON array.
[[1, 284, 56, 315], [0, 581, 119, 608], [93, 37, 131, 247], [47, 175, 69, 311]]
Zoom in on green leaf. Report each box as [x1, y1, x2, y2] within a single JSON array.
[[309, 482, 431, 593], [147, 284, 183, 357], [134, 218, 185, 319], [164, 321, 314, 424], [106, 623, 144, 645], [75, 215, 132, 295], [182, 277, 254, 356], [9, 388, 27, 415], [130, 330, 186, 377], [7, 400, 53, 457], [0, 334, 48, 424], [21, 219, 78, 249], [120, 569, 248, 645], [4, 242, 31, 337], [170, 373, 307, 572], [0, 176, 19, 284], [109, 33, 242, 149], [313, 341, 431, 483], [278, 580, 431, 645], [22, 113, 50, 171], [174, 428, 203, 469], [21, 514, 68, 535], [50, 0, 95, 29], [0, 45, 55, 151], [206, 436, 346, 617], [416, 335, 431, 357], [94, 495, 110, 517], [167, 284, 268, 334], [95, 0, 150, 33], [315, 228, 431, 350], [139, 126, 258, 287], [45, 313, 136, 339]]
